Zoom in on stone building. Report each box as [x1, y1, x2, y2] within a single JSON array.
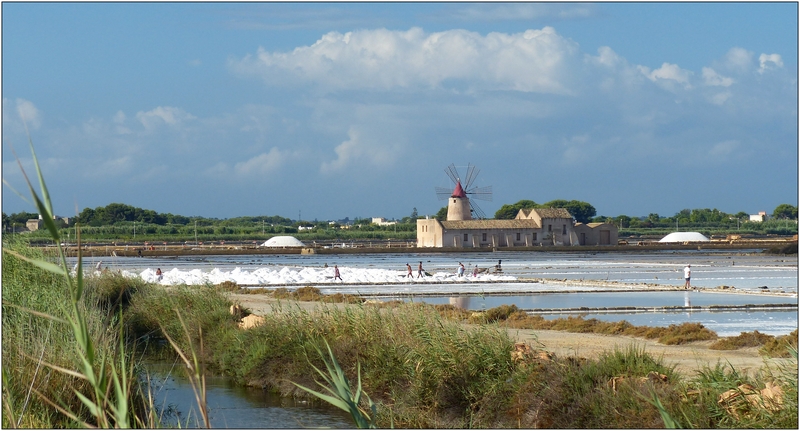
[[417, 183, 617, 248]]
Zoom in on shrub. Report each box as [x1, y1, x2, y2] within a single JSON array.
[[760, 330, 799, 358], [657, 322, 717, 345], [710, 330, 774, 350], [214, 280, 240, 291]]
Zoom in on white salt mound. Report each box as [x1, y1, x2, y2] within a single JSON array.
[[658, 232, 710, 243], [260, 236, 305, 247]]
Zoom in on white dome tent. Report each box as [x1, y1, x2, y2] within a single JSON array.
[[658, 232, 710, 243], [259, 236, 306, 248]]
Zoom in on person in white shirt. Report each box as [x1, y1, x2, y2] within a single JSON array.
[[684, 264, 692, 289]]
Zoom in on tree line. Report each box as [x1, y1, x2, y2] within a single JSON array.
[[3, 201, 797, 238]]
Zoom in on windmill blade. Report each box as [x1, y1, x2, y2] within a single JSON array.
[[467, 185, 493, 201], [470, 201, 488, 220], [444, 164, 460, 185], [435, 186, 453, 200], [463, 164, 479, 189]]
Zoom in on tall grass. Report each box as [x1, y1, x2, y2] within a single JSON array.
[[118, 277, 800, 428], [2, 136, 213, 428]]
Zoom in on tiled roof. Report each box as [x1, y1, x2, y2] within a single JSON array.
[[441, 219, 540, 230], [534, 208, 573, 219], [518, 208, 534, 218]]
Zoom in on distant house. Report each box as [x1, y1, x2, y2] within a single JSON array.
[[749, 211, 769, 222], [26, 218, 43, 231], [417, 180, 618, 248], [372, 217, 397, 226], [24, 214, 69, 232], [417, 205, 618, 248], [573, 222, 618, 246]]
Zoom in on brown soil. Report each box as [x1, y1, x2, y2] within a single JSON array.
[[228, 293, 789, 377]]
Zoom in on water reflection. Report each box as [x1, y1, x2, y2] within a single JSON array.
[[449, 296, 471, 309], [143, 361, 353, 429]]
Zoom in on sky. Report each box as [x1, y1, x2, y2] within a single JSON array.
[[2, 2, 798, 222]]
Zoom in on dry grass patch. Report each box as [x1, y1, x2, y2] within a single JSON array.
[[456, 307, 719, 345], [760, 330, 799, 358], [710, 330, 774, 350]]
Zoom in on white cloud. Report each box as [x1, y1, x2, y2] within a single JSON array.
[[83, 156, 133, 178], [638, 63, 693, 90], [452, 3, 593, 21], [113, 110, 132, 135], [701, 67, 734, 87], [231, 27, 580, 94], [708, 140, 739, 158], [320, 127, 394, 174], [589, 46, 623, 69], [136, 106, 196, 130], [14, 98, 42, 129], [708, 91, 732, 105], [758, 53, 784, 74], [723, 47, 753, 72], [233, 147, 289, 175]]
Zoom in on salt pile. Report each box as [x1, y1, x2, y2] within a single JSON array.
[[128, 265, 517, 286]]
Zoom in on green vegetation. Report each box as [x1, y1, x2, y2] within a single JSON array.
[[4, 240, 798, 428], [6, 201, 796, 244], [494, 199, 596, 224], [122, 284, 798, 428]]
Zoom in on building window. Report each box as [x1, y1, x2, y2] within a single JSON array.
[[562, 225, 566, 235], [482, 233, 487, 241], [516, 233, 521, 241], [532, 233, 537, 240], [463, 233, 468, 241], [548, 224, 552, 231]]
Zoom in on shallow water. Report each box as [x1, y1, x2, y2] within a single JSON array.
[[72, 250, 797, 335], [76, 250, 798, 292], [144, 361, 353, 429]]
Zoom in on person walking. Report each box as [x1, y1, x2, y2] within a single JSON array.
[[683, 264, 691, 289], [406, 263, 414, 278], [472, 265, 479, 277], [334, 265, 342, 281], [457, 262, 465, 277], [417, 261, 425, 278]]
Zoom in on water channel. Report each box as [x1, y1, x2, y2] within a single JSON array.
[[144, 360, 353, 428]]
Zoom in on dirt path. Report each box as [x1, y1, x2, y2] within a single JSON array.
[[228, 293, 785, 377]]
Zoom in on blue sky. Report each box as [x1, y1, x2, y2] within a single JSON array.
[[3, 2, 797, 221]]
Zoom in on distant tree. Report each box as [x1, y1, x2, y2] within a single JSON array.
[[435, 206, 448, 221], [410, 207, 418, 219], [647, 213, 660, 224], [542, 199, 596, 224], [165, 213, 191, 225], [5, 211, 39, 225], [773, 204, 798, 219], [564, 201, 596, 224], [494, 200, 538, 219], [614, 215, 632, 228]]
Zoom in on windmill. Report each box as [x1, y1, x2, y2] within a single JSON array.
[[435, 163, 493, 220]]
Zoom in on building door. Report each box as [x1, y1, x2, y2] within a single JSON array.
[[580, 232, 586, 245], [600, 230, 610, 245]]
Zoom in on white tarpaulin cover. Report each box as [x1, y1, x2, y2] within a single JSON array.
[[260, 236, 306, 247], [658, 232, 710, 243]]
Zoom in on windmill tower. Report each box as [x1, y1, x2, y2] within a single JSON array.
[[435, 164, 493, 220]]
